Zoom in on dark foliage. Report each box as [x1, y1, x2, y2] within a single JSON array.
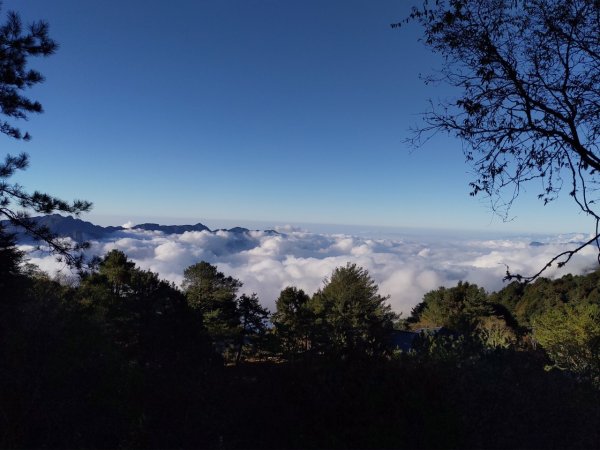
[[309, 263, 397, 359], [204, 351, 600, 449], [2, 246, 600, 448], [273, 286, 314, 357], [0, 249, 221, 448], [183, 261, 242, 340], [235, 293, 269, 363]]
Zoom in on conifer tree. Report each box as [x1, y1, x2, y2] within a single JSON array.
[[273, 286, 314, 356], [183, 261, 241, 341], [235, 293, 269, 363], [311, 263, 396, 359], [0, 7, 91, 266]]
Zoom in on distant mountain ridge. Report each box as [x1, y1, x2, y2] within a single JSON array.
[[130, 222, 211, 234], [1, 214, 278, 243]]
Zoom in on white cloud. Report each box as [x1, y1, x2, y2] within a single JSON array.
[[19, 229, 600, 315], [274, 224, 306, 233]]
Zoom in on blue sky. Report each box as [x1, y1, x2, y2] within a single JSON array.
[[3, 0, 591, 233]]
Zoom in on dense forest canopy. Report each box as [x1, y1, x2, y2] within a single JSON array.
[[2, 234, 600, 447]]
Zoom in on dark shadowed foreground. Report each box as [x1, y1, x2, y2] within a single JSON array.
[[2, 232, 600, 449]]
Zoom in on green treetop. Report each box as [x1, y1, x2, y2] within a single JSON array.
[[273, 286, 314, 357], [311, 263, 396, 359], [182, 261, 241, 340]]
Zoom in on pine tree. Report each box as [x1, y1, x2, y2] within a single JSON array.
[[0, 7, 91, 267]]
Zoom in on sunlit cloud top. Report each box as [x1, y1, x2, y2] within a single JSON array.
[[21, 228, 598, 314]]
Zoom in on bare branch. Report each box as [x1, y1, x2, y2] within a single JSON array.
[[402, 0, 600, 281]]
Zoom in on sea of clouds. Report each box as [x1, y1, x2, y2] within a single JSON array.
[[20, 227, 599, 314]]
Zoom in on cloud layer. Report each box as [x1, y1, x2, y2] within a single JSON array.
[[21, 228, 599, 314]]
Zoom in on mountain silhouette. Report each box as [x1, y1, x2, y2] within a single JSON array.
[[132, 223, 210, 234], [1, 214, 278, 243]]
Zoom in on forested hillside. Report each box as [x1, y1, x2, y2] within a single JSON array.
[[2, 227, 600, 449]]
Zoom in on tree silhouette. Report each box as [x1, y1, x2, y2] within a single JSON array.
[[235, 293, 269, 363], [399, 0, 600, 280], [273, 286, 314, 357], [0, 7, 91, 267], [311, 263, 396, 359], [182, 261, 241, 341]]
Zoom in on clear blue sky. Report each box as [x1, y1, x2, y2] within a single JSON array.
[[3, 0, 591, 233]]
